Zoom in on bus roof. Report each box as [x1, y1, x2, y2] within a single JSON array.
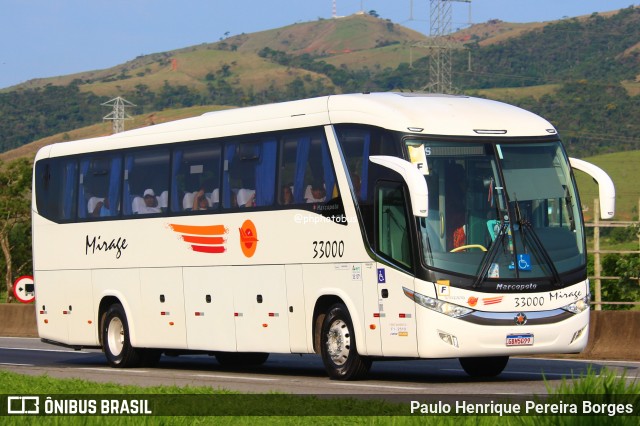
[[38, 92, 556, 160]]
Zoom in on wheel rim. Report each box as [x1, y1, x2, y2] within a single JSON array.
[[326, 319, 350, 366], [107, 317, 124, 357]]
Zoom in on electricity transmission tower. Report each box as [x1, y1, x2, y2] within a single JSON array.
[[425, 0, 471, 94], [102, 96, 135, 134]]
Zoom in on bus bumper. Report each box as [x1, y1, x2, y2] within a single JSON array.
[[416, 308, 590, 358]]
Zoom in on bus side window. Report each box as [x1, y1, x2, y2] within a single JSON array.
[[222, 138, 276, 209], [376, 181, 413, 269], [336, 129, 370, 202], [171, 144, 221, 213], [35, 158, 78, 222], [123, 149, 169, 216], [285, 132, 337, 205], [78, 155, 122, 219], [277, 136, 297, 205], [335, 126, 400, 204]]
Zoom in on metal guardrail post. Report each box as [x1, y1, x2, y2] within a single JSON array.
[[593, 199, 602, 311]]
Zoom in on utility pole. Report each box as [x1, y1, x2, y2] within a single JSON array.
[[102, 96, 135, 134], [425, 0, 471, 94]]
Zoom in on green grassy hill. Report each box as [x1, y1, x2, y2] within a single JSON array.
[[0, 105, 232, 163], [3, 106, 637, 221], [574, 150, 640, 222], [1, 8, 638, 159], [6, 14, 425, 97]]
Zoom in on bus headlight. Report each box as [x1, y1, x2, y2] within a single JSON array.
[[403, 287, 473, 318], [561, 295, 590, 314]]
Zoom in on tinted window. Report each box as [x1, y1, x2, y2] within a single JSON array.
[[35, 158, 77, 222], [124, 149, 170, 216], [78, 154, 122, 219], [222, 138, 277, 208], [171, 144, 222, 212]]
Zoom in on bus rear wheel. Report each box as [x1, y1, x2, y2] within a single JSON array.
[[102, 303, 142, 368], [459, 356, 509, 378], [320, 303, 371, 380]]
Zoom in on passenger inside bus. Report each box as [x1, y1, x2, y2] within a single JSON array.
[[210, 188, 220, 209], [87, 196, 105, 217], [134, 189, 162, 214], [192, 188, 211, 211], [280, 185, 293, 205], [99, 197, 112, 217], [158, 190, 168, 212], [305, 181, 326, 203], [236, 188, 256, 207]]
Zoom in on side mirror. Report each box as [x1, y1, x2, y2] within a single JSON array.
[[569, 157, 615, 219], [370, 156, 428, 217]]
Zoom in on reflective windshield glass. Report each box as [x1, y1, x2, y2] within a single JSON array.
[[409, 140, 585, 279], [499, 142, 585, 276]]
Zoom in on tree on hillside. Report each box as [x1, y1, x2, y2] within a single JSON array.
[[0, 159, 33, 302]]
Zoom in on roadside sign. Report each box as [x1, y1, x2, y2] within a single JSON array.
[[13, 275, 35, 303]]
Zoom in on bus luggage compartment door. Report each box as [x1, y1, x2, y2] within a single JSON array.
[[35, 270, 94, 346], [233, 265, 290, 353], [139, 268, 187, 349], [183, 266, 237, 352]]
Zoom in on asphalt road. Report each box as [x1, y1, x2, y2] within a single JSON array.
[[1, 337, 638, 397]]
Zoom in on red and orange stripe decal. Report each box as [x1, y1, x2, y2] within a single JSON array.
[[482, 296, 503, 305], [169, 223, 228, 254]]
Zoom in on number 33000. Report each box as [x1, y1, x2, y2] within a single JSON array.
[[312, 240, 344, 258]]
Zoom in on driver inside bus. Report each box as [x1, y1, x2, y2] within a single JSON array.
[[446, 164, 467, 251]]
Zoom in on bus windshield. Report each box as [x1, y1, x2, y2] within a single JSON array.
[[409, 140, 585, 280]]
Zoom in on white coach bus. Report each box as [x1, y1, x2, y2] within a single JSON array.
[[32, 92, 615, 379]]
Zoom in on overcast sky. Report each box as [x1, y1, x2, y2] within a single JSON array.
[[0, 0, 636, 89]]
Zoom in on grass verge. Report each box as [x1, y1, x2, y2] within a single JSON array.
[[0, 367, 638, 425]]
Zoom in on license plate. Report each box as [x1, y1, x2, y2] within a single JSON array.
[[506, 333, 534, 346]]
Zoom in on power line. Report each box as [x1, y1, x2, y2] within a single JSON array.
[[419, 0, 472, 93], [102, 97, 135, 134]]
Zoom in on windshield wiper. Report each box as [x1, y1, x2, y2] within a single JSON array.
[[563, 185, 576, 232], [472, 218, 509, 289], [512, 199, 563, 288]]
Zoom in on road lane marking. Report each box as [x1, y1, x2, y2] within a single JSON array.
[[78, 368, 149, 373], [442, 368, 637, 380], [333, 383, 429, 391], [0, 362, 34, 367], [441, 368, 579, 377], [531, 357, 640, 366], [194, 374, 278, 381], [0, 346, 93, 354]]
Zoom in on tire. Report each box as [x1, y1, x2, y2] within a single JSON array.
[[320, 303, 371, 380], [215, 352, 269, 367], [102, 303, 142, 368], [459, 356, 509, 378]]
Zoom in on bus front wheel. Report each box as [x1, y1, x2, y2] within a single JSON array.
[[102, 303, 142, 368], [320, 303, 371, 380], [459, 356, 509, 378]]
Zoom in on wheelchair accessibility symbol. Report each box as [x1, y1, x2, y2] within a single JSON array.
[[508, 254, 532, 271]]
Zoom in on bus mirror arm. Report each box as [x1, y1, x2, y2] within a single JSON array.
[[569, 157, 615, 219], [370, 155, 428, 217]]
